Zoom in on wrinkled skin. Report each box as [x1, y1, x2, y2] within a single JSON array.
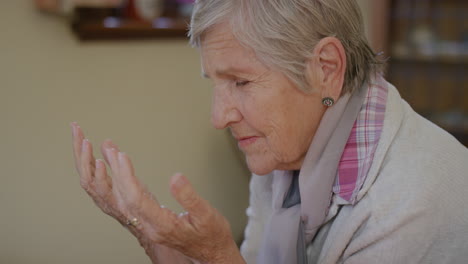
[[71, 123, 244, 264]]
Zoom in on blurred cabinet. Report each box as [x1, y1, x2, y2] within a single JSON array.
[[378, 0, 467, 146], [71, 0, 193, 40]]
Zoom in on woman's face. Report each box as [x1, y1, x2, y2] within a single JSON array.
[[200, 24, 326, 175]]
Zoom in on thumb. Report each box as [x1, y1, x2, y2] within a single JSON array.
[[170, 173, 211, 220]]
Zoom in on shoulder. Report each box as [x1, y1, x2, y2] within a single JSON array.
[[373, 85, 468, 203], [360, 80, 467, 205], [337, 82, 468, 262], [365, 80, 468, 225]]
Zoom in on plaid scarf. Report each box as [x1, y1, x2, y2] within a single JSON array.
[[334, 78, 388, 204]]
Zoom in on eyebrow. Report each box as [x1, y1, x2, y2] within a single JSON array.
[[202, 66, 254, 79]]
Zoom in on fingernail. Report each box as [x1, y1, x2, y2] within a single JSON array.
[[96, 159, 102, 169]]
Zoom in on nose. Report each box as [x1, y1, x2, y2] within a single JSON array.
[[211, 86, 242, 129]]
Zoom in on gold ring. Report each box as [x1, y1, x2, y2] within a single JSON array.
[[126, 217, 139, 227]]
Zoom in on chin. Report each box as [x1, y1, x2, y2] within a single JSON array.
[[245, 157, 276, 176]]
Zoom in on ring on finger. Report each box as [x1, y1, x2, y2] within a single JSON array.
[[126, 217, 139, 227]]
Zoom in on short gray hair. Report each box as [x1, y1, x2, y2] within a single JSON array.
[[189, 0, 384, 94]]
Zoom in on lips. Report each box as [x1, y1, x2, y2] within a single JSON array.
[[236, 136, 259, 148]]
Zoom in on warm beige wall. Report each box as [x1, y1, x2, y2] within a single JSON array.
[[0, 1, 249, 264]]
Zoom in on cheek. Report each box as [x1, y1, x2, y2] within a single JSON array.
[[246, 116, 293, 164], [263, 104, 320, 163], [268, 125, 303, 160], [243, 99, 296, 150], [238, 93, 269, 131]]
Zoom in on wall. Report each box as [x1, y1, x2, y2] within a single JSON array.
[[0, 1, 250, 263]]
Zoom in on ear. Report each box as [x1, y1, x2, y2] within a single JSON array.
[[306, 37, 346, 101]]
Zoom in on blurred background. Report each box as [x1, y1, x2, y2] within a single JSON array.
[[0, 0, 466, 263]]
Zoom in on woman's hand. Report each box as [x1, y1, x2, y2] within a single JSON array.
[[71, 123, 245, 264]]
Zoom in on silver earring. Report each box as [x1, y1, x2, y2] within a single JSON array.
[[322, 97, 335, 107]]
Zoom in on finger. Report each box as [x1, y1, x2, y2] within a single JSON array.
[[80, 139, 96, 192], [93, 159, 118, 217], [105, 147, 120, 176], [94, 159, 112, 196], [115, 153, 177, 230], [100, 139, 120, 166], [116, 152, 146, 200], [170, 173, 211, 222], [71, 122, 85, 173]]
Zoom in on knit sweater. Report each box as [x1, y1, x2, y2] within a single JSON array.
[[240, 81, 468, 264]]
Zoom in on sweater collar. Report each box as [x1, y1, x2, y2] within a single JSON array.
[[333, 76, 389, 205]]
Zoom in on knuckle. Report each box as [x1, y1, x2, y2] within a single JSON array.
[[80, 179, 91, 190], [194, 211, 212, 229], [102, 191, 113, 203], [181, 192, 200, 208], [99, 203, 113, 215]]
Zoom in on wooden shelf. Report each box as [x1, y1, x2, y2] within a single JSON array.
[[384, 0, 467, 147], [71, 7, 189, 41], [72, 17, 188, 41], [390, 54, 468, 65]]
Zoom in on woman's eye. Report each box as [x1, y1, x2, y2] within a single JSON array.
[[235, 80, 250, 87]]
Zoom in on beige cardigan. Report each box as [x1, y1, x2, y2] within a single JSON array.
[[240, 81, 468, 264]]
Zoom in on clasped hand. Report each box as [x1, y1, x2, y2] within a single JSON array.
[[71, 123, 244, 264]]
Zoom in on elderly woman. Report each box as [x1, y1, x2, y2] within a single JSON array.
[[71, 0, 468, 263]]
